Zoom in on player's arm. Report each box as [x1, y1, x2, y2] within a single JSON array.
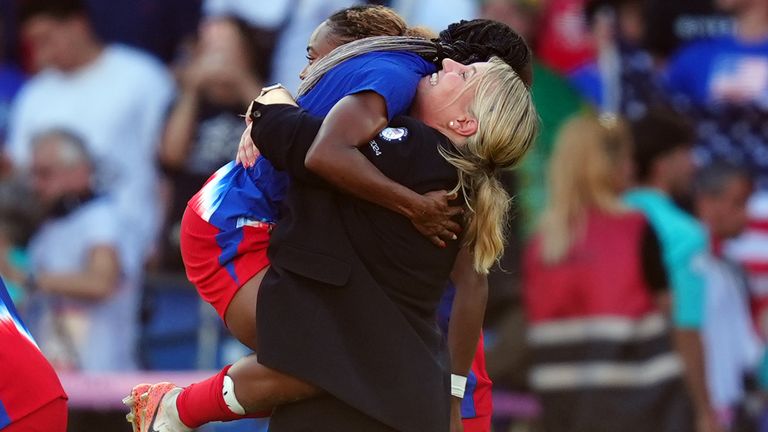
[[305, 91, 462, 246], [448, 248, 488, 377], [670, 249, 721, 432], [447, 247, 487, 430], [246, 87, 462, 246]]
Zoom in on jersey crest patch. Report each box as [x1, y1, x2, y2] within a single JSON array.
[[379, 127, 408, 142]]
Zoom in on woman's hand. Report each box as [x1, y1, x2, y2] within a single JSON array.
[[236, 86, 298, 167], [255, 85, 298, 107], [409, 190, 463, 248], [235, 122, 258, 167]]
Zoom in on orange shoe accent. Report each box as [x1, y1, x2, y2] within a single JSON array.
[[124, 383, 151, 432], [140, 382, 179, 432]]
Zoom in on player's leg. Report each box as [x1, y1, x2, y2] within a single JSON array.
[[126, 209, 321, 431]]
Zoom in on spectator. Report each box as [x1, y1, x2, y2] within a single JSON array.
[[693, 162, 762, 429], [525, 113, 692, 432], [202, 0, 291, 82], [0, 178, 40, 303], [624, 108, 722, 432], [665, 0, 768, 188], [158, 16, 263, 272], [664, 0, 768, 351], [536, 0, 596, 74], [6, 0, 175, 270], [726, 194, 768, 342], [18, 130, 139, 371], [568, 0, 668, 119], [644, 0, 732, 61]]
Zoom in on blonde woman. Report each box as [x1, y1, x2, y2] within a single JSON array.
[[524, 114, 694, 432]]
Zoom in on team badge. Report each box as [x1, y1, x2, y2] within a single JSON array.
[[379, 127, 408, 142]]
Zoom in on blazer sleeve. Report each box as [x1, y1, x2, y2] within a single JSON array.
[[249, 102, 325, 184]]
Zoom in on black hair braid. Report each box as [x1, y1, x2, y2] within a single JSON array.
[[434, 19, 532, 85]]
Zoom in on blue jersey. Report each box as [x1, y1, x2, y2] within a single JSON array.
[[188, 51, 436, 233]]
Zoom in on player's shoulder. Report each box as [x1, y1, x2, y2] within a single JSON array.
[[384, 115, 437, 141], [378, 115, 454, 162]]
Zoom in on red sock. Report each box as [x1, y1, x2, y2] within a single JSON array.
[[176, 365, 270, 427]]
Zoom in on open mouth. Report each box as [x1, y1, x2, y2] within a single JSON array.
[[429, 72, 438, 86]]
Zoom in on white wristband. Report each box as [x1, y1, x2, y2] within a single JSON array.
[[451, 374, 467, 398]]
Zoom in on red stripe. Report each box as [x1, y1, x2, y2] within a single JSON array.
[[748, 220, 768, 232], [741, 261, 768, 274]]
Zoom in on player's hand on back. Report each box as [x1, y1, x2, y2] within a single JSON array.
[[410, 190, 463, 248]]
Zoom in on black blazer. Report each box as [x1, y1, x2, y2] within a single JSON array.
[[249, 103, 462, 432]]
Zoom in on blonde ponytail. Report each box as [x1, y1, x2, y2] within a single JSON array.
[[441, 57, 539, 273]]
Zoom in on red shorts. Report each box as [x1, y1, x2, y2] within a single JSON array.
[[5, 397, 67, 432], [462, 415, 491, 432], [180, 206, 271, 320], [463, 332, 493, 432]]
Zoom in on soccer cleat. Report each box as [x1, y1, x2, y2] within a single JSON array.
[[124, 383, 151, 432], [126, 382, 192, 432]]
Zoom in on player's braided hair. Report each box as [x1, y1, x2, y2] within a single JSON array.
[[299, 19, 532, 95], [434, 19, 532, 86]]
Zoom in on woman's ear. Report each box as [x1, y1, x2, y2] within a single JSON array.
[[450, 116, 478, 138]]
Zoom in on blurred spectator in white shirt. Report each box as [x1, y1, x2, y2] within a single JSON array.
[[693, 162, 762, 428], [6, 0, 174, 270], [20, 130, 138, 371]]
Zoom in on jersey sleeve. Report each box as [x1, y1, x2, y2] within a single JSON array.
[[342, 56, 424, 121], [359, 116, 457, 192], [303, 52, 434, 121]]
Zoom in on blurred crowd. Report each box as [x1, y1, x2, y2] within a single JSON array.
[[2, 0, 768, 431]]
